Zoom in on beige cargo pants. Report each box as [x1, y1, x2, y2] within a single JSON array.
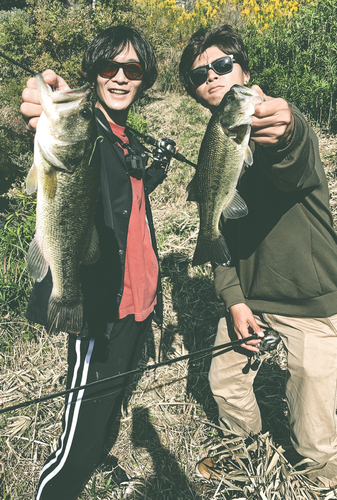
[[209, 312, 337, 467]]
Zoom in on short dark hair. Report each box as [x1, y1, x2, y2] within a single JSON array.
[[179, 24, 249, 98], [82, 25, 158, 90]]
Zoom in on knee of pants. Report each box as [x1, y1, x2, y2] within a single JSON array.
[[209, 358, 249, 404], [208, 354, 231, 394], [208, 355, 218, 389]]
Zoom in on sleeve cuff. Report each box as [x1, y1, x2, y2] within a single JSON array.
[[214, 265, 245, 311]]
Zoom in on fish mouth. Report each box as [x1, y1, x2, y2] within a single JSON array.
[[53, 87, 91, 103], [36, 73, 92, 120], [231, 85, 263, 105], [36, 74, 90, 103], [227, 124, 250, 143], [228, 125, 241, 133]]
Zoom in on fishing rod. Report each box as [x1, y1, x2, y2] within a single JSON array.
[[0, 329, 280, 415], [126, 125, 197, 169], [0, 50, 35, 76]]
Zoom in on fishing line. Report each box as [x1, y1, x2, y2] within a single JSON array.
[[0, 334, 261, 415]]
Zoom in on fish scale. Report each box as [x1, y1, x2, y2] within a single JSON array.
[[187, 85, 264, 266], [26, 74, 100, 334]]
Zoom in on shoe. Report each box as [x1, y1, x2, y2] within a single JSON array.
[[196, 457, 249, 483], [196, 457, 225, 481]]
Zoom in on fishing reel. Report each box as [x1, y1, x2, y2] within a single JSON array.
[[152, 138, 177, 173], [258, 328, 281, 353], [251, 327, 281, 371]]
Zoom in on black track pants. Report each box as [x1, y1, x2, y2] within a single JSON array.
[[35, 314, 152, 500]]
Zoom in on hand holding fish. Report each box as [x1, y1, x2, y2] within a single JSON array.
[[21, 70, 69, 132], [229, 303, 264, 352], [250, 85, 294, 148]]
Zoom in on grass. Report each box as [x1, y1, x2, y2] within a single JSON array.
[[1, 90, 337, 499]]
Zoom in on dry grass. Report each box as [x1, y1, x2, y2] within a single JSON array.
[[1, 92, 337, 499]]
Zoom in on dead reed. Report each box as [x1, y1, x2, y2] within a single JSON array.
[[1, 92, 337, 499]]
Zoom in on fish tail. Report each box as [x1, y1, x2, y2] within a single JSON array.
[[192, 234, 231, 267], [47, 296, 83, 334]]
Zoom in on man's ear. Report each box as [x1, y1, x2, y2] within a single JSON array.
[[140, 79, 147, 92]]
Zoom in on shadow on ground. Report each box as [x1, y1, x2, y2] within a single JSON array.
[[254, 358, 291, 449], [96, 253, 294, 499], [160, 252, 222, 424], [161, 252, 292, 450], [129, 406, 204, 500]]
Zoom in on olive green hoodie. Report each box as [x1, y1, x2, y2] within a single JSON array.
[[214, 104, 337, 318]]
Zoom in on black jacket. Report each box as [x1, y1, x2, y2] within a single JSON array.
[[26, 108, 167, 336]]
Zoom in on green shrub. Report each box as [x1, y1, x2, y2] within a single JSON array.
[[242, 0, 337, 129], [0, 183, 36, 317], [0, 108, 33, 198], [0, 1, 134, 191]]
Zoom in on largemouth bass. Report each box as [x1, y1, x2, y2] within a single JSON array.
[[26, 73, 100, 333], [187, 85, 263, 266]]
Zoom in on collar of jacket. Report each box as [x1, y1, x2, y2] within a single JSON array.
[[95, 107, 148, 161]]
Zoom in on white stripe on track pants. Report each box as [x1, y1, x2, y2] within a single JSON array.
[[35, 313, 152, 500]]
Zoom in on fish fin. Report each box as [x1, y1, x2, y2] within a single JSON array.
[[37, 134, 74, 173], [186, 176, 199, 202], [192, 234, 231, 267], [244, 145, 253, 166], [47, 296, 83, 334], [222, 190, 248, 219], [26, 164, 38, 194], [82, 225, 100, 265], [26, 237, 49, 281]]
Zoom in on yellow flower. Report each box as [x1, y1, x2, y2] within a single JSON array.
[[135, 0, 314, 37]]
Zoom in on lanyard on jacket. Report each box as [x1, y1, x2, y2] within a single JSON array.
[[96, 116, 147, 177]]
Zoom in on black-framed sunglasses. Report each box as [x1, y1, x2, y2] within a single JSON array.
[[99, 60, 144, 80], [189, 55, 235, 87]]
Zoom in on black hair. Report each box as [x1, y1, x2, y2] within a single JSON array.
[[179, 24, 250, 98], [82, 25, 158, 90]]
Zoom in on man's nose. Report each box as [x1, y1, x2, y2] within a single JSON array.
[[113, 67, 127, 82], [206, 68, 218, 82]]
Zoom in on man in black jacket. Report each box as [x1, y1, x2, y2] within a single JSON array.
[[179, 24, 337, 487], [21, 26, 171, 500]]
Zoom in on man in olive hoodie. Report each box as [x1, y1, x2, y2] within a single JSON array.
[[179, 24, 337, 486]]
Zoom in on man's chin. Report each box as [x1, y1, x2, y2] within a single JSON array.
[[203, 94, 225, 112], [213, 95, 224, 107]]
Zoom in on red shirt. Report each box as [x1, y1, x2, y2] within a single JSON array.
[[109, 122, 158, 322]]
